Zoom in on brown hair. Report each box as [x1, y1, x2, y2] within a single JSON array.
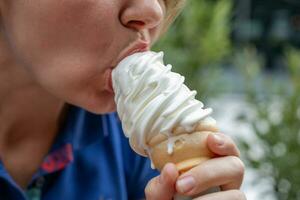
[[161, 0, 187, 35]]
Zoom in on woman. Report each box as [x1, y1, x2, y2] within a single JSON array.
[[0, 0, 245, 199]]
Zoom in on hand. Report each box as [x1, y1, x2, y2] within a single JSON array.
[[144, 133, 246, 200]]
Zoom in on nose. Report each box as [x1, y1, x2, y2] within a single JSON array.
[[120, 0, 164, 31]]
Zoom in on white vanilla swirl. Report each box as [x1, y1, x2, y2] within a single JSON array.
[[112, 51, 214, 156]]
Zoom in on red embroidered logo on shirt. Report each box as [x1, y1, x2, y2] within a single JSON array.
[[41, 144, 74, 173]]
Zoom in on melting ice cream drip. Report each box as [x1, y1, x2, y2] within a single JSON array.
[[167, 137, 175, 155]]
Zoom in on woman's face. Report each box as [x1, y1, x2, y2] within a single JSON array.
[[0, 0, 166, 113]]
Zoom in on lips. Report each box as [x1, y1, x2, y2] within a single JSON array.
[[114, 40, 150, 67], [106, 39, 150, 94]]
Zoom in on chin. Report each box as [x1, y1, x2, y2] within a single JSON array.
[[66, 90, 116, 114], [83, 100, 117, 115]]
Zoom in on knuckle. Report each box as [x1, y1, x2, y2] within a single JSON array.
[[232, 190, 247, 200], [203, 166, 216, 180], [229, 156, 245, 177]]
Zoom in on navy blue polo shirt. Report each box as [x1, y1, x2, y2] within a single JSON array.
[[0, 106, 159, 200]]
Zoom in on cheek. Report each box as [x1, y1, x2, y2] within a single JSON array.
[[2, 0, 120, 112], [4, 0, 119, 64], [29, 52, 116, 114]]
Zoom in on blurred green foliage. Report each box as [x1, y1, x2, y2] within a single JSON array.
[[154, 0, 233, 99], [155, 0, 300, 199], [237, 46, 300, 200]]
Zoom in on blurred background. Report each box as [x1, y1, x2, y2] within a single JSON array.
[[153, 0, 300, 199]]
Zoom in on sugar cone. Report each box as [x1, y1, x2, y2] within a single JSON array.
[[147, 123, 218, 173]]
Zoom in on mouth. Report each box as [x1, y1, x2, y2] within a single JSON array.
[[106, 39, 150, 94], [113, 39, 150, 68]]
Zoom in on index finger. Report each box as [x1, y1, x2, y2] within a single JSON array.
[[176, 156, 245, 196]]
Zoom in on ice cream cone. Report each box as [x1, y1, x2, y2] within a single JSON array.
[[147, 123, 218, 173], [112, 51, 220, 173]]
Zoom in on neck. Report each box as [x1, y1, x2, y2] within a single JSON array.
[[0, 87, 65, 147], [0, 27, 67, 189], [0, 30, 65, 151]]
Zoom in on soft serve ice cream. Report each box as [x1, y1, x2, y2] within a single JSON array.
[[112, 51, 217, 170]]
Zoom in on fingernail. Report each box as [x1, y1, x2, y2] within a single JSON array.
[[176, 176, 196, 193], [213, 134, 225, 146]]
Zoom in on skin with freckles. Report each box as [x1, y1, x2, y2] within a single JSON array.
[[0, 0, 245, 199]]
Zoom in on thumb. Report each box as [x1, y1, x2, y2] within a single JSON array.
[[145, 163, 179, 200]]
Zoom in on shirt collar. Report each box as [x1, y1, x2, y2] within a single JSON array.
[[36, 106, 114, 176]]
